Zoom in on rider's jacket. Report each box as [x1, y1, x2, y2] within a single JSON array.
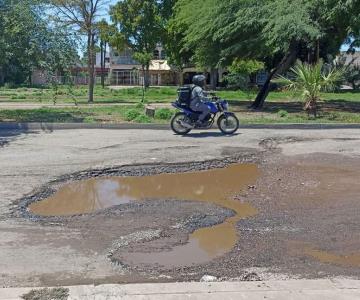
[[191, 86, 209, 104]]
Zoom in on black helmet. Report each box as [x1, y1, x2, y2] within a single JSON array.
[[192, 75, 206, 87]]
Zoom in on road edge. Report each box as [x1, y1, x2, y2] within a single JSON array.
[[1, 279, 359, 300], [1, 122, 360, 131]]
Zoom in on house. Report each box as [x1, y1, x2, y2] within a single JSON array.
[[31, 52, 111, 86], [338, 52, 360, 66], [109, 44, 177, 86]]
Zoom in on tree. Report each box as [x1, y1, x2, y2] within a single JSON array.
[[170, 0, 222, 89], [336, 53, 360, 90], [0, 0, 77, 86], [172, 0, 360, 108], [279, 60, 344, 117], [110, 0, 163, 88], [97, 19, 117, 88], [225, 59, 264, 90], [51, 0, 107, 102]]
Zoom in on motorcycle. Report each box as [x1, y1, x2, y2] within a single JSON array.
[[170, 95, 239, 135]]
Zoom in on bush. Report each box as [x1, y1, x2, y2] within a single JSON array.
[[155, 108, 173, 120], [134, 114, 151, 123], [277, 110, 288, 118], [223, 73, 249, 90], [125, 109, 141, 121], [11, 94, 27, 100]]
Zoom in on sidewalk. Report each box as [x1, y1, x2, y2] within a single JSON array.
[[1, 279, 359, 300], [0, 102, 172, 110]]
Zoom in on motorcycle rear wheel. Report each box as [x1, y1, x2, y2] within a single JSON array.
[[170, 112, 192, 135]]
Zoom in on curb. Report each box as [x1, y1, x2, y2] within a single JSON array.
[[1, 122, 360, 131], [0, 122, 169, 131], [1, 279, 360, 300]]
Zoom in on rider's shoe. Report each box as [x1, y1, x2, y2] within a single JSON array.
[[195, 120, 203, 128]]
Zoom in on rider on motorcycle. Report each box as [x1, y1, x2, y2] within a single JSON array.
[[190, 75, 211, 125]]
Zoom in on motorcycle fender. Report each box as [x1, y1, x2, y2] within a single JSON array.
[[222, 112, 236, 117]]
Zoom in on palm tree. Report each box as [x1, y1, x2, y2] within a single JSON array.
[[279, 60, 344, 117]]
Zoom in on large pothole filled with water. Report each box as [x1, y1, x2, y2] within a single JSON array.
[[25, 162, 260, 268]]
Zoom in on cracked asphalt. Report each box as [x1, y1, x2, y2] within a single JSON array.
[[0, 128, 359, 287]]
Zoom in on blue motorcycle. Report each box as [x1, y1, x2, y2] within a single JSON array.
[[170, 95, 239, 135]]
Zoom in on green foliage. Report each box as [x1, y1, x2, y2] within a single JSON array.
[[134, 114, 152, 123], [111, 0, 164, 88], [10, 94, 27, 100], [223, 73, 249, 90], [279, 60, 345, 116], [0, 0, 78, 86], [277, 110, 288, 118], [225, 59, 265, 90], [155, 108, 173, 120], [228, 59, 264, 75], [111, 0, 163, 59], [135, 102, 145, 109], [171, 0, 360, 106], [125, 109, 141, 121]]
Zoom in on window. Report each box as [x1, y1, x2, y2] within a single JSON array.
[[153, 50, 160, 59], [160, 50, 166, 60]]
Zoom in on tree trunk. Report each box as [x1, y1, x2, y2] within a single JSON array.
[[145, 64, 150, 88], [104, 43, 107, 86], [87, 32, 95, 103], [141, 65, 146, 102], [210, 68, 218, 90], [0, 67, 4, 86], [100, 41, 105, 89], [250, 68, 277, 109], [251, 43, 299, 109], [316, 39, 320, 63]]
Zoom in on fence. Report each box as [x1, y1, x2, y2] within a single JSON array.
[[32, 72, 177, 87]]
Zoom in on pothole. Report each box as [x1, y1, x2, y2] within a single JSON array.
[[24, 162, 260, 269]]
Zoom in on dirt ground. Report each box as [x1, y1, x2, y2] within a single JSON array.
[[0, 128, 359, 287]]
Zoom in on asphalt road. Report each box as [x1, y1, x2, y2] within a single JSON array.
[[0, 128, 359, 288]]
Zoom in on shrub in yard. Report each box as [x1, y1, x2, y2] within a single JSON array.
[[125, 109, 141, 121], [134, 114, 151, 123], [277, 110, 288, 118], [11, 94, 26, 100], [155, 108, 173, 120], [278, 60, 344, 117]]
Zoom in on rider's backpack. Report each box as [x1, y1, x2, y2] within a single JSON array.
[[177, 85, 195, 106]]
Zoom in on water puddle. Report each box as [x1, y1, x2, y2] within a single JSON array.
[[29, 163, 259, 267], [304, 247, 360, 268]]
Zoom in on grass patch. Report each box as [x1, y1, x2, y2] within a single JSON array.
[[155, 108, 174, 120], [0, 85, 359, 124], [277, 109, 289, 118], [134, 114, 152, 123], [0, 106, 172, 123], [0, 85, 359, 105], [22, 287, 69, 300], [124, 109, 141, 121]]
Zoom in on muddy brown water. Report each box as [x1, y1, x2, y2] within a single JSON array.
[[304, 247, 360, 268], [29, 164, 259, 267]]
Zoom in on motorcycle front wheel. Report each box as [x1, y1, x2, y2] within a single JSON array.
[[217, 114, 239, 134], [170, 112, 192, 135]]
